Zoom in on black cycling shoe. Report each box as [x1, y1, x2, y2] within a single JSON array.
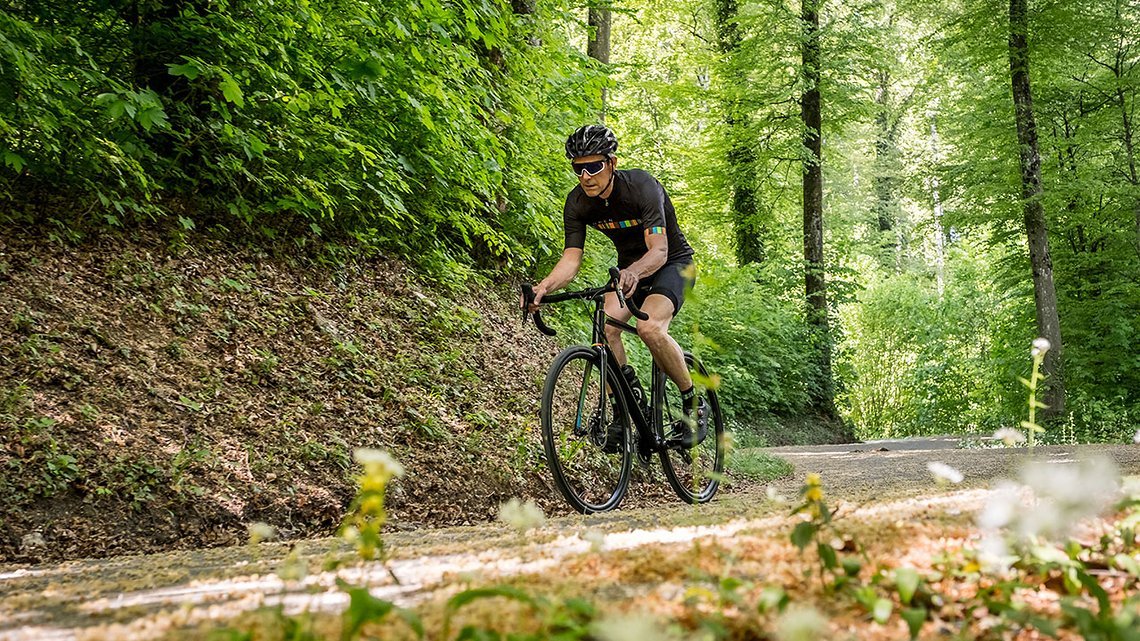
[[673, 396, 709, 448]]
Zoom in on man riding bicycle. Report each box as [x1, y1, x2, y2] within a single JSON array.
[[526, 124, 708, 443]]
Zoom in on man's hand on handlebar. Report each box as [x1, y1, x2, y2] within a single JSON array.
[[616, 268, 640, 296], [522, 283, 546, 313]]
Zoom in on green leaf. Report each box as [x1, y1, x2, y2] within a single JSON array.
[[3, 151, 25, 172], [136, 106, 169, 132], [841, 557, 863, 577], [1113, 553, 1140, 577], [168, 61, 201, 80], [872, 597, 893, 623], [341, 585, 395, 641], [446, 586, 537, 614], [895, 567, 920, 605], [791, 522, 817, 551], [900, 607, 927, 639], [219, 74, 245, 107], [456, 627, 500, 641], [756, 586, 788, 613], [817, 541, 839, 569], [394, 608, 424, 639]]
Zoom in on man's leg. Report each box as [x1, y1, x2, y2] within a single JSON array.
[[603, 292, 634, 365], [634, 294, 693, 391]]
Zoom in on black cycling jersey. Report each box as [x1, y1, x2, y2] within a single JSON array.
[[563, 169, 695, 269]]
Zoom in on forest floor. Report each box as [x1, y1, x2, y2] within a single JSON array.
[[3, 437, 1140, 641]]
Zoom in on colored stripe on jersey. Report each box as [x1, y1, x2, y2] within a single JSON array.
[[594, 219, 640, 230], [649, 226, 665, 234]]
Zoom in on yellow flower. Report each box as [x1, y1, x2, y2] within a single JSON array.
[[359, 494, 384, 515], [806, 473, 821, 486], [805, 485, 823, 502]]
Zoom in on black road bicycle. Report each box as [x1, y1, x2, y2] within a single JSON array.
[[522, 267, 725, 513]]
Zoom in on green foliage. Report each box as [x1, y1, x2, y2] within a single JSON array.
[[727, 448, 794, 483], [339, 579, 424, 641], [0, 1, 598, 267], [683, 261, 820, 423]]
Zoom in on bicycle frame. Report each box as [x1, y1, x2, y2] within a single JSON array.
[[587, 300, 668, 459], [523, 267, 688, 459]]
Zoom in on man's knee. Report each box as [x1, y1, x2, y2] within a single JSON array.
[[637, 317, 666, 342]]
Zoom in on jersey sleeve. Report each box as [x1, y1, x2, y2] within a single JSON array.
[[563, 193, 587, 249], [636, 175, 667, 235]]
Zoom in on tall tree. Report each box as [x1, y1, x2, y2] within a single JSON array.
[[588, 1, 613, 118], [801, 0, 836, 416], [716, 0, 765, 265], [1008, 0, 1065, 417]]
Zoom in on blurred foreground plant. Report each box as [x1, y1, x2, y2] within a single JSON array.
[[341, 448, 404, 561]]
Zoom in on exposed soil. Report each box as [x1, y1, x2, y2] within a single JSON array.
[[0, 228, 811, 564]]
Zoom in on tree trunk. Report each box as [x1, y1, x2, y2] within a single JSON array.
[[717, 0, 765, 264], [873, 68, 901, 268], [587, 2, 612, 119], [929, 119, 946, 296], [1009, 0, 1065, 417], [1115, 69, 1140, 258], [1107, 0, 1140, 257], [801, 0, 836, 417]]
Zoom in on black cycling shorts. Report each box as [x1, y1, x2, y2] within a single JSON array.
[[631, 260, 695, 316]]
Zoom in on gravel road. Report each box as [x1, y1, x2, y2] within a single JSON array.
[[3, 436, 1138, 641]]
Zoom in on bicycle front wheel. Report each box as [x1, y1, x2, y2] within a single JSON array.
[[540, 346, 632, 513], [658, 353, 725, 504]]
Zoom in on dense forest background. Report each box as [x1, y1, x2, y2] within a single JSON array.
[[2, 0, 1138, 443]]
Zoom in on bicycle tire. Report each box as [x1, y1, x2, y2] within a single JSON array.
[[657, 353, 725, 504], [540, 346, 632, 513]]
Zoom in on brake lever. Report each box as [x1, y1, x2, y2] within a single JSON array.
[[608, 267, 649, 321], [521, 283, 536, 326]]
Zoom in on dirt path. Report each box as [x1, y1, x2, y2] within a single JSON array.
[[3, 437, 1139, 641]]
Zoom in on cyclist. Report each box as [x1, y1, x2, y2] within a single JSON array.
[[525, 124, 708, 445]]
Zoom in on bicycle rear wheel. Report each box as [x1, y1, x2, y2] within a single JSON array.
[[541, 346, 632, 513], [657, 353, 725, 503]]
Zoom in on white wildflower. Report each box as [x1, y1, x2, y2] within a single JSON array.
[[927, 461, 964, 485], [766, 485, 788, 503], [993, 427, 1026, 446], [977, 482, 1021, 531], [247, 522, 276, 545], [591, 614, 674, 641], [775, 605, 828, 641], [1018, 457, 1119, 539], [1133, 429, 1140, 445], [977, 533, 1015, 574], [498, 497, 545, 533], [580, 529, 606, 552], [975, 458, 1122, 572], [353, 448, 405, 478], [1031, 337, 1051, 357]]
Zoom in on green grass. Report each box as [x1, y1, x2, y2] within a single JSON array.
[[729, 448, 794, 483]]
